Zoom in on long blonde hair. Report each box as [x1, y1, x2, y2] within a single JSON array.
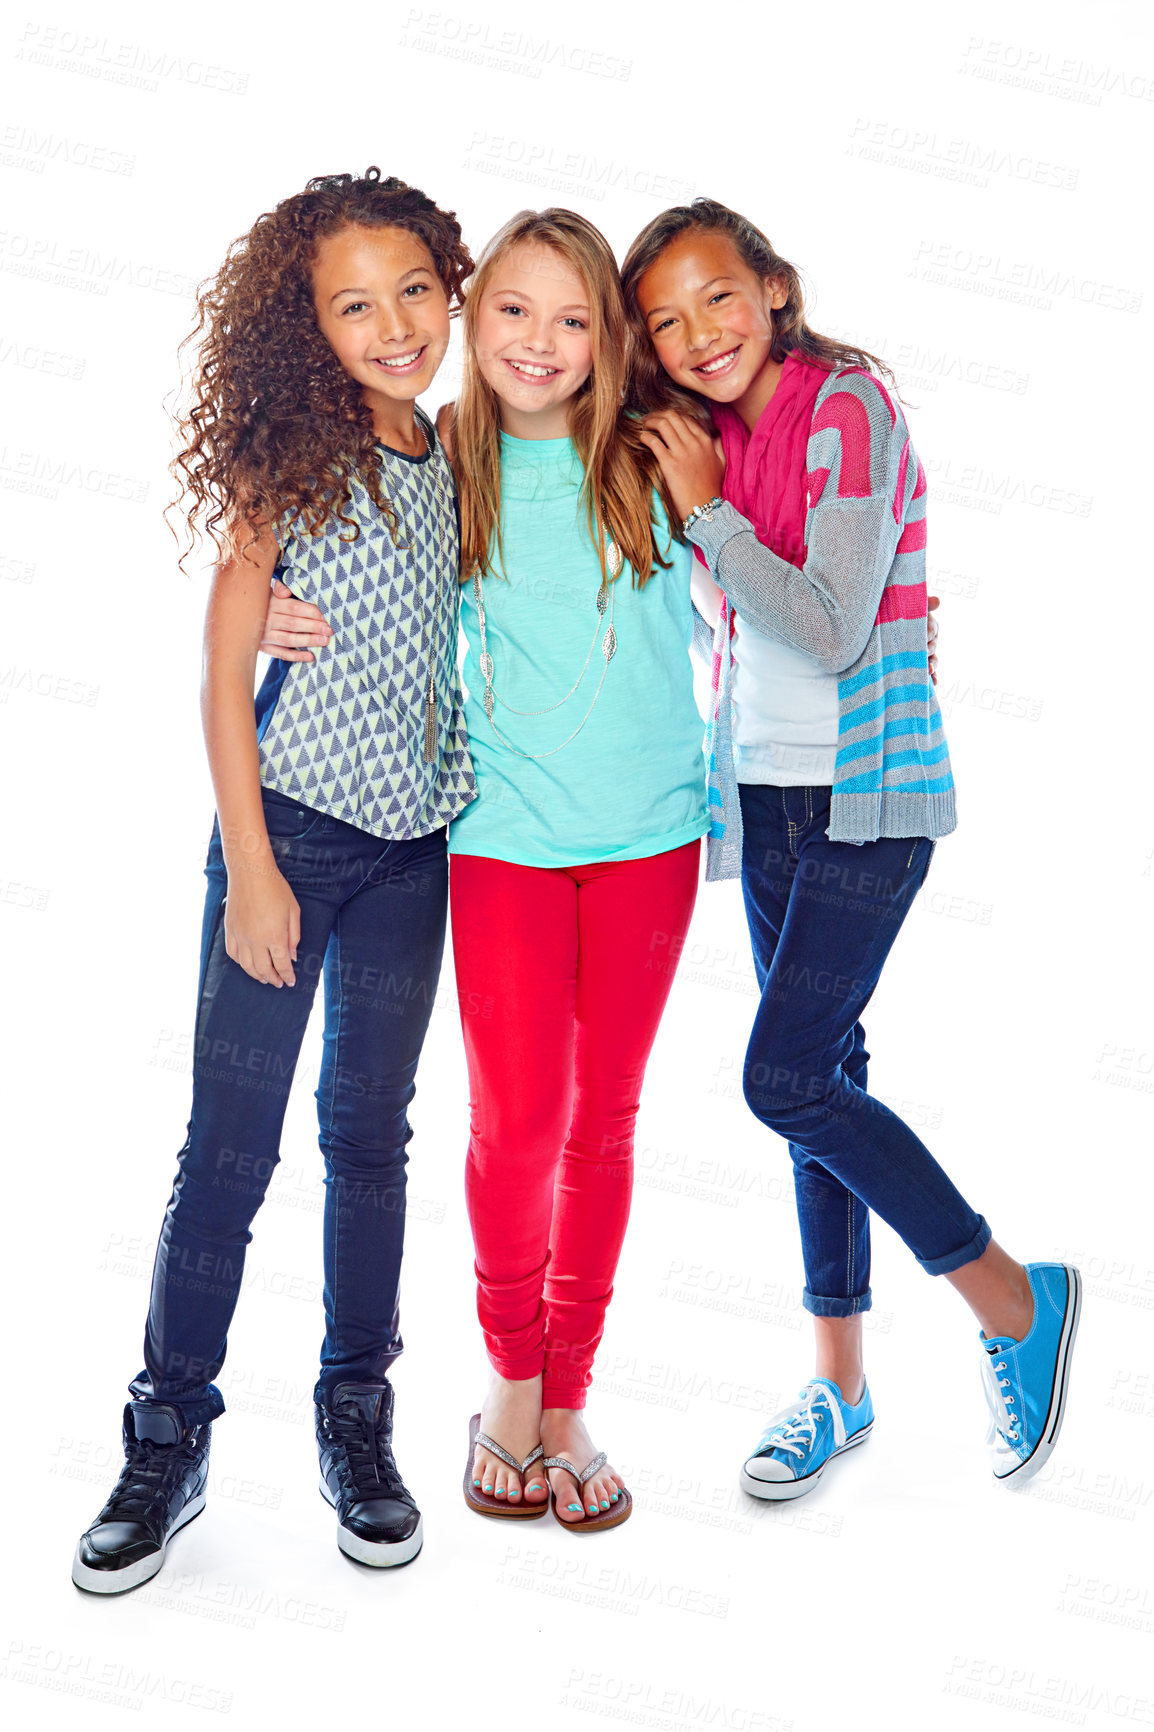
[[454, 208, 673, 588]]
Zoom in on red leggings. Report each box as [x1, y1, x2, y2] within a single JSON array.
[[450, 843, 700, 1409]]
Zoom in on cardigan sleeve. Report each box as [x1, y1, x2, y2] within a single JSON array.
[[684, 371, 919, 676]]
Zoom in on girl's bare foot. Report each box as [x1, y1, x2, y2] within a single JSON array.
[[540, 1407, 626, 1522], [471, 1372, 548, 1506]]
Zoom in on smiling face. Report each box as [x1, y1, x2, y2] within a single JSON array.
[[636, 228, 787, 424], [311, 224, 450, 439], [469, 240, 593, 439]]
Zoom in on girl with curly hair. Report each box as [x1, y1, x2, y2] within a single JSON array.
[[72, 168, 475, 1593]]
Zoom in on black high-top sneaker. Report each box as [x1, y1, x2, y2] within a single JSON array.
[[72, 1402, 211, 1594], [316, 1382, 422, 1567]]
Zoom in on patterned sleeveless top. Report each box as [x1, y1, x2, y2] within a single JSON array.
[[255, 410, 475, 839]]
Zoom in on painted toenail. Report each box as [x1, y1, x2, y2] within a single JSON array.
[[567, 1503, 581, 1512], [495, 1487, 506, 1496], [473, 1478, 481, 1487], [610, 1493, 619, 1502], [483, 1484, 493, 1493], [600, 1500, 609, 1509]]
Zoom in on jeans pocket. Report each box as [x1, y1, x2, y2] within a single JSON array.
[[261, 785, 324, 841], [916, 839, 936, 891]]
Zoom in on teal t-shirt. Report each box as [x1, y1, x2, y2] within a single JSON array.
[[448, 431, 708, 868]]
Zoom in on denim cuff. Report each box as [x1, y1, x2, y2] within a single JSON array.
[[917, 1214, 992, 1278], [127, 1374, 225, 1428], [313, 1362, 401, 1408], [802, 1287, 873, 1319]]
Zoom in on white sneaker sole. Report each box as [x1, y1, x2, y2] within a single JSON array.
[[71, 1493, 206, 1595], [740, 1421, 874, 1502], [995, 1264, 1082, 1483], [318, 1481, 424, 1567]]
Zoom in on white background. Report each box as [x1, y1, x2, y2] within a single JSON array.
[[3, 0, 1152, 1727]]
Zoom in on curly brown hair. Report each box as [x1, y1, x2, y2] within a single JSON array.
[[171, 167, 473, 565]]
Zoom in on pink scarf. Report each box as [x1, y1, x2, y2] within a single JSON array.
[[712, 349, 831, 570]]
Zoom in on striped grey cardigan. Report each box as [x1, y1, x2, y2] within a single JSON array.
[[685, 366, 957, 882]]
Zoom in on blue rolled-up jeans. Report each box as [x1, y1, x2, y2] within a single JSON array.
[[128, 787, 448, 1424], [738, 784, 990, 1318]]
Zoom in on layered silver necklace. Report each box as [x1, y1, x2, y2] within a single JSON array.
[[471, 537, 621, 760]]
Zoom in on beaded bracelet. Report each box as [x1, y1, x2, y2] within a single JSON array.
[[682, 496, 724, 534]]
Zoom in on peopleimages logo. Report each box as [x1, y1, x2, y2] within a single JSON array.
[[864, 335, 1029, 397], [910, 239, 1142, 314], [2, 1638, 233, 1713], [0, 123, 135, 176], [848, 117, 1079, 191], [463, 132, 697, 205], [561, 1670, 794, 1731], [944, 1656, 1154, 1725], [0, 446, 149, 504], [0, 337, 85, 380], [15, 23, 249, 95], [959, 37, 1154, 106], [398, 11, 632, 81], [0, 231, 197, 299]]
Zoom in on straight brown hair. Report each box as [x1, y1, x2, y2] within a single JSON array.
[[621, 198, 894, 422]]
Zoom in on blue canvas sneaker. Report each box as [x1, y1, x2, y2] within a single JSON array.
[[980, 1262, 1081, 1482], [741, 1378, 874, 1501]]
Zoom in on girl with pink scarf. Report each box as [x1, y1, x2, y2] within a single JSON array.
[[622, 199, 1079, 1501]]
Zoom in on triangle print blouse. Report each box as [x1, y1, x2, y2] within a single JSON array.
[[255, 410, 476, 841]]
